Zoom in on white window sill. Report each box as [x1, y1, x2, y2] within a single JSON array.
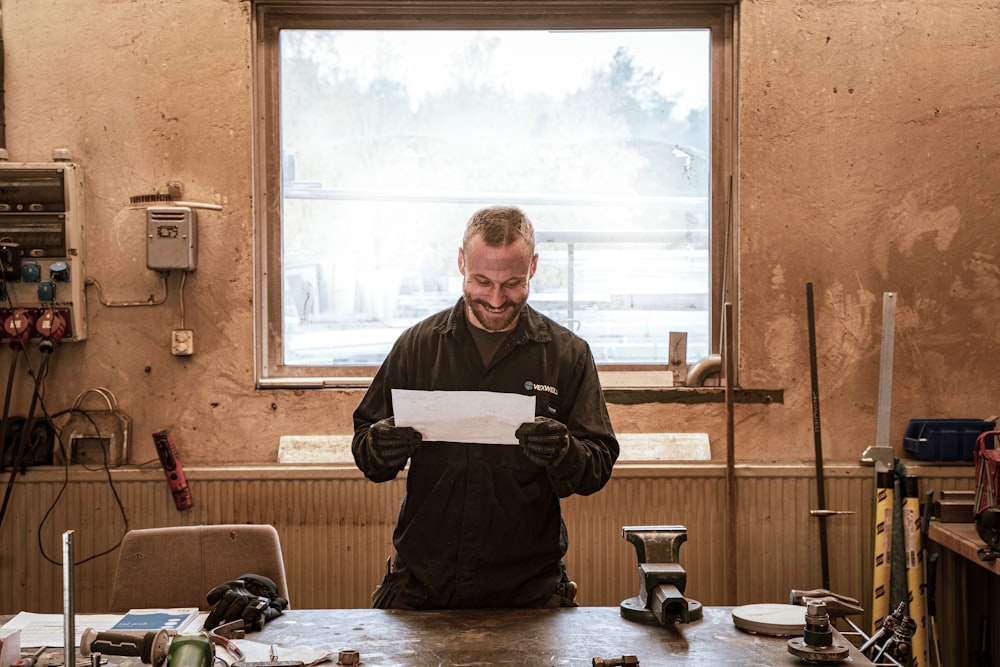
[[277, 432, 710, 464]]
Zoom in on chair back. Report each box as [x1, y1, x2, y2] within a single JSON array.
[[110, 524, 288, 612]]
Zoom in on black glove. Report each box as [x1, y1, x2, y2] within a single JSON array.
[[515, 417, 571, 467], [368, 417, 422, 468], [205, 573, 288, 632]]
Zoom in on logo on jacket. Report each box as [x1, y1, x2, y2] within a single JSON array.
[[524, 380, 559, 396]]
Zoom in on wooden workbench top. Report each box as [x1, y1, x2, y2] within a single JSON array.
[[928, 519, 1000, 576], [253, 606, 872, 666]]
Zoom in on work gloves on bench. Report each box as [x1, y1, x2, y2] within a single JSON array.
[[516, 417, 572, 467], [205, 573, 289, 632], [368, 417, 422, 468]]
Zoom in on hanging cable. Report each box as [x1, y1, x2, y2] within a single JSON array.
[[0, 339, 52, 530], [178, 270, 187, 329], [0, 344, 22, 472], [0, 247, 29, 478], [37, 405, 129, 566]]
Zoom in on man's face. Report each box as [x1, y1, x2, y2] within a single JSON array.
[[459, 235, 538, 332]]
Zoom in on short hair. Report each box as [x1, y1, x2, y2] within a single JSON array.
[[462, 206, 535, 253]]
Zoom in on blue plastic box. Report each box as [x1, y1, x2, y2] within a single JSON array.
[[902, 419, 996, 462]]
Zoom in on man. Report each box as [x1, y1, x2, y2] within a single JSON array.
[[352, 205, 619, 609]]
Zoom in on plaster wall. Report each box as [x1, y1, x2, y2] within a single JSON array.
[[1, 0, 998, 467]]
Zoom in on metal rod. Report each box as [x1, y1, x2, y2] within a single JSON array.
[[724, 302, 737, 605], [566, 243, 575, 325], [874, 293, 897, 451], [63, 530, 75, 667], [806, 283, 830, 590]]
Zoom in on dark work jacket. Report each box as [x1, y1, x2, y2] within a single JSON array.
[[352, 298, 619, 608]]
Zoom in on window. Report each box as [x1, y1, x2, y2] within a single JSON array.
[[253, 1, 737, 388]]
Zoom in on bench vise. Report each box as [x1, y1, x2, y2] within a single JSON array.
[[619, 525, 703, 625]]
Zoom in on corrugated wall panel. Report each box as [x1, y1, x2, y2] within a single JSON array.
[[562, 473, 731, 606], [0, 467, 975, 618]]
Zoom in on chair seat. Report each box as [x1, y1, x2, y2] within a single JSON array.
[[110, 524, 288, 612]]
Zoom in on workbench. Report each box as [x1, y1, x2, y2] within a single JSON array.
[[252, 606, 874, 666], [927, 519, 1000, 576], [927, 519, 999, 666], [1, 607, 875, 666]]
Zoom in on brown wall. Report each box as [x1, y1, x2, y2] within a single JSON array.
[[2, 1, 997, 464], [1, 0, 998, 640], [3, 0, 1000, 463]]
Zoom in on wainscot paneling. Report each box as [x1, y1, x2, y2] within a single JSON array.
[[0, 463, 975, 632]]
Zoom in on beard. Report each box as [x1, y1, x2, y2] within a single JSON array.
[[465, 296, 526, 332]]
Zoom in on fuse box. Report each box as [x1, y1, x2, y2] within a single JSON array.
[[0, 159, 87, 341]]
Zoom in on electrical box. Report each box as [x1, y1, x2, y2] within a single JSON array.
[[147, 206, 197, 271], [0, 159, 88, 341]]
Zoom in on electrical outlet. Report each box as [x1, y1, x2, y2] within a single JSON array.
[[171, 329, 194, 356]]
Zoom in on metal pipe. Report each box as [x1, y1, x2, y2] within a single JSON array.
[[685, 353, 721, 387]]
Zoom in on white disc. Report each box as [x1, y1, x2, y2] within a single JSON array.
[[731, 603, 806, 636]]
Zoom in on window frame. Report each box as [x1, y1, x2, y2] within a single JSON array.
[[252, 0, 739, 389]]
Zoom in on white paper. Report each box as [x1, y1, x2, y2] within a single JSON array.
[[226, 639, 330, 667], [0, 611, 122, 648], [0, 610, 206, 649], [392, 389, 535, 445]]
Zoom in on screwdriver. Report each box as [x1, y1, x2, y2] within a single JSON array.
[[13, 646, 46, 667]]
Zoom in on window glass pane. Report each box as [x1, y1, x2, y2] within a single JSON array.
[[280, 29, 710, 367]]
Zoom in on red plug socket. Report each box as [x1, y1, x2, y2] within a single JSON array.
[[36, 310, 68, 342], [3, 309, 34, 346]]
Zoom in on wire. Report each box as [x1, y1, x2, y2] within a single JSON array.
[[36, 404, 129, 566], [173, 201, 222, 211], [0, 346, 21, 463], [0, 343, 51, 530], [126, 200, 222, 212], [0, 247, 129, 562], [0, 344, 130, 560], [0, 346, 23, 528], [718, 173, 734, 356], [178, 271, 187, 329], [87, 272, 170, 307]]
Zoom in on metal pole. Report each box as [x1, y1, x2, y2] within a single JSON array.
[[862, 293, 898, 633], [63, 530, 75, 667], [806, 283, 830, 589], [724, 302, 737, 605]]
